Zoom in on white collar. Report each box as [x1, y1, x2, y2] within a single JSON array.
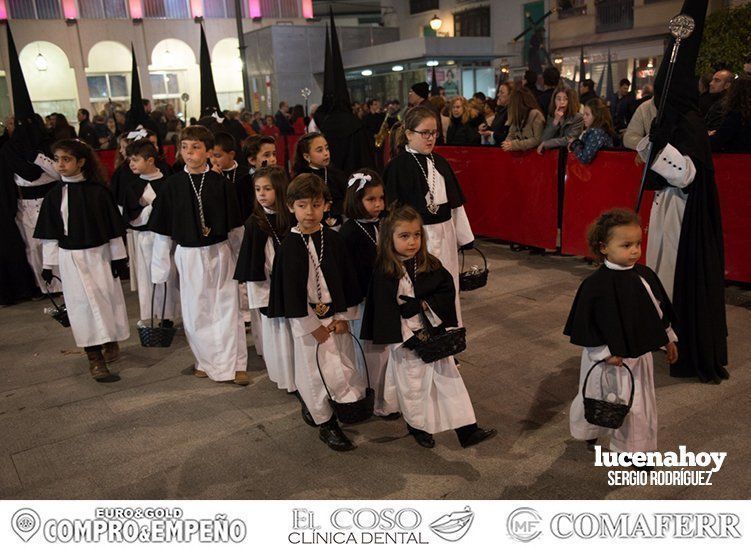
[[308, 164, 324, 171], [291, 224, 322, 235], [223, 161, 238, 172], [61, 173, 85, 182], [139, 170, 163, 181], [262, 206, 276, 214], [405, 146, 432, 157], [184, 164, 209, 175], [604, 259, 634, 271]]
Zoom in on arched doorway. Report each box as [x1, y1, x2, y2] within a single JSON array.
[[86, 40, 132, 116], [149, 39, 198, 120], [18, 40, 79, 122], [211, 37, 244, 111]]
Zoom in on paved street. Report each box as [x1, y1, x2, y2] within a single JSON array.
[[1, 241, 749, 500]]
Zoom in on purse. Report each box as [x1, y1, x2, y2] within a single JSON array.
[[411, 307, 466, 363], [459, 246, 489, 291], [582, 359, 634, 429], [44, 276, 70, 328], [315, 333, 374, 424], [137, 283, 177, 348]]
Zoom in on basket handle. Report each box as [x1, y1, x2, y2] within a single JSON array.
[[460, 245, 487, 274], [581, 357, 635, 411], [149, 282, 169, 328], [314, 331, 372, 404], [44, 275, 64, 312]]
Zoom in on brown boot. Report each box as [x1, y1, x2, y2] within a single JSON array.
[[102, 341, 120, 363], [234, 371, 249, 386], [86, 349, 112, 381]]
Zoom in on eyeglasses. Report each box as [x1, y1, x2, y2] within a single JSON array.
[[409, 129, 438, 139]]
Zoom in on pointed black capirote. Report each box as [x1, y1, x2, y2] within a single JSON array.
[[430, 66, 439, 97], [6, 23, 35, 120], [199, 24, 220, 115], [329, 7, 351, 111], [578, 46, 586, 85], [125, 44, 148, 131], [605, 49, 615, 103], [319, 25, 334, 115]]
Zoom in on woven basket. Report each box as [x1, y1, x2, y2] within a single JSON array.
[[582, 359, 635, 429], [316, 334, 374, 424], [459, 247, 489, 291], [45, 276, 70, 327], [137, 284, 176, 348], [410, 306, 467, 363]]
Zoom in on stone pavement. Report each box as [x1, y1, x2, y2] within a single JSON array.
[[1, 241, 749, 500]]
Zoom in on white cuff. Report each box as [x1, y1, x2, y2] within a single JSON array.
[[290, 308, 323, 337], [151, 234, 173, 284], [666, 325, 678, 343], [109, 237, 127, 260], [42, 240, 59, 267], [34, 153, 59, 179], [649, 143, 696, 188], [452, 206, 474, 247]]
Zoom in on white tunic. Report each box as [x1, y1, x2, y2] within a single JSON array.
[[405, 147, 474, 326], [637, 137, 696, 299], [569, 259, 678, 452], [41, 173, 130, 347], [382, 272, 476, 434], [152, 230, 247, 382], [15, 152, 61, 292], [287, 227, 364, 425], [129, 172, 181, 322]]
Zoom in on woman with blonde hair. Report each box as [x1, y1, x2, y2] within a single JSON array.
[[501, 87, 545, 152], [446, 96, 480, 145], [537, 87, 584, 153]]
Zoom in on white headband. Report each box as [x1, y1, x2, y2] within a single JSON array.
[[347, 172, 372, 193]]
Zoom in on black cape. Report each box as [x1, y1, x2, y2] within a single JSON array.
[[360, 260, 457, 345], [33, 179, 126, 249], [148, 170, 242, 247], [383, 151, 466, 225], [234, 170, 254, 222], [339, 218, 379, 303], [563, 264, 676, 359], [267, 226, 361, 319], [234, 211, 289, 282], [123, 174, 166, 228], [297, 165, 347, 227]]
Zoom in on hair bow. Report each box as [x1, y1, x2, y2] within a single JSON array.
[[127, 126, 148, 140], [347, 173, 372, 192], [212, 111, 226, 124]]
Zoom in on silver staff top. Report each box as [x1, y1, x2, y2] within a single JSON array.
[[668, 14, 696, 40]]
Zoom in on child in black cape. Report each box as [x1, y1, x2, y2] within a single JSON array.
[[235, 135, 277, 222], [339, 168, 399, 420], [565, 208, 678, 454], [234, 166, 297, 394], [383, 106, 474, 326], [360, 205, 495, 449], [33, 139, 129, 382], [267, 173, 365, 451], [148, 125, 248, 385], [293, 132, 347, 230]]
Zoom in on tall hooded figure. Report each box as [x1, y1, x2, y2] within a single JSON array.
[[196, 25, 247, 145], [0, 23, 61, 298], [312, 9, 375, 173], [636, 0, 728, 383]]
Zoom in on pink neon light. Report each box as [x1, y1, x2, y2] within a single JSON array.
[[128, 0, 143, 19], [189, 0, 203, 18], [248, 0, 261, 18], [301, 0, 313, 19], [61, 0, 77, 19], [0, 0, 7, 21]]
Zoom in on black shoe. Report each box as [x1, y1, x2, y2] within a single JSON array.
[[408, 425, 435, 448], [300, 401, 316, 427], [718, 367, 730, 380], [378, 412, 402, 421], [586, 438, 598, 452], [319, 421, 356, 452], [458, 426, 497, 448]]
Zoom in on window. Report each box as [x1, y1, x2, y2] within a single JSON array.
[[454, 7, 490, 37], [86, 73, 130, 101], [8, 0, 61, 19], [142, 0, 190, 19], [259, 0, 298, 18], [410, 0, 439, 15], [150, 72, 181, 96], [79, 0, 128, 18], [205, 0, 242, 18]]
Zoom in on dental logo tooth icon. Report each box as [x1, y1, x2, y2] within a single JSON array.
[[12, 508, 41, 542], [429, 506, 475, 542]]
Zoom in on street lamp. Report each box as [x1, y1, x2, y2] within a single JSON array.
[[392, 65, 404, 72], [361, 69, 373, 76], [35, 52, 48, 71], [429, 14, 442, 31]]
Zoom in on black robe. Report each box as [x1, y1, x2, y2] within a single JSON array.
[[234, 169, 254, 223], [33, 179, 126, 249], [564, 264, 676, 359], [234, 211, 289, 283], [297, 165, 347, 228], [148, 170, 242, 247], [123, 175, 166, 229], [108, 163, 137, 213], [360, 260, 457, 345], [383, 151, 466, 226], [339, 218, 379, 303], [267, 226, 361, 319]]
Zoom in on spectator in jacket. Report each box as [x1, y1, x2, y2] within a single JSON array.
[[77, 108, 99, 148], [501, 86, 545, 152], [578, 78, 598, 106], [623, 97, 657, 151], [710, 75, 751, 153], [705, 69, 734, 131], [274, 101, 294, 136], [611, 78, 636, 132], [481, 81, 514, 145], [537, 87, 583, 153], [446, 96, 481, 146], [537, 66, 561, 114], [568, 98, 616, 164]]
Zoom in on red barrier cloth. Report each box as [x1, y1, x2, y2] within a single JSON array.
[[285, 135, 300, 174], [164, 144, 176, 166], [98, 149, 117, 179], [714, 154, 751, 283], [437, 146, 559, 249], [561, 151, 654, 260]]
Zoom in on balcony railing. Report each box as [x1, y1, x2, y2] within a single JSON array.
[[595, 0, 634, 33]]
